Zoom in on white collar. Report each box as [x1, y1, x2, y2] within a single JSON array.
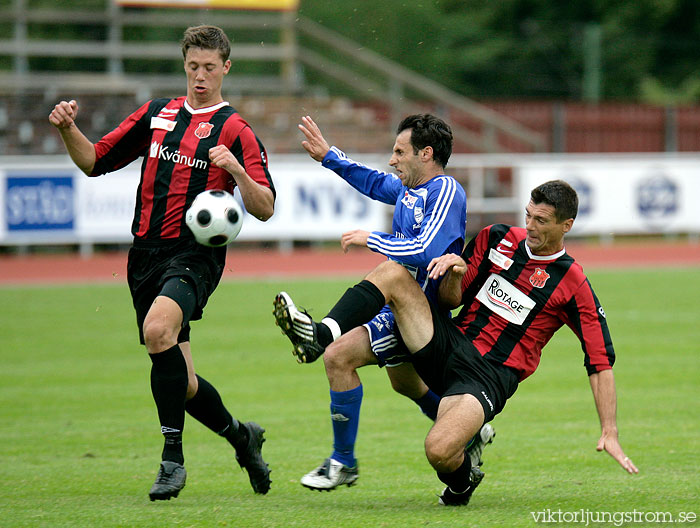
[[525, 243, 566, 261], [184, 100, 229, 115]]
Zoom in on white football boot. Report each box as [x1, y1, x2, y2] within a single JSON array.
[[466, 423, 495, 468], [300, 458, 358, 491], [273, 291, 325, 363]]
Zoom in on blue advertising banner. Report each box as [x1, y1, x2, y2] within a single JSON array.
[[5, 174, 74, 231]]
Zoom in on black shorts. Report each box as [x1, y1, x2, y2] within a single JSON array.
[[410, 302, 519, 423], [127, 238, 226, 344]]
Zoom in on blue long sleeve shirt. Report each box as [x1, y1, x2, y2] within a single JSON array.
[[322, 146, 467, 301]]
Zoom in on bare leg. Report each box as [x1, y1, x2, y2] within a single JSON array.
[[357, 261, 490, 504], [143, 295, 199, 398], [386, 363, 430, 399], [178, 342, 199, 399], [323, 327, 377, 392], [426, 394, 484, 472], [321, 328, 375, 469], [143, 295, 184, 354], [143, 295, 189, 498], [427, 394, 488, 505], [363, 261, 435, 353]]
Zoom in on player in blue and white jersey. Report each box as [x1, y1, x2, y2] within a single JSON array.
[[275, 115, 489, 491]]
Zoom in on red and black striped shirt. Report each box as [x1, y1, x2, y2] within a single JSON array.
[[455, 224, 615, 381], [90, 97, 274, 241]]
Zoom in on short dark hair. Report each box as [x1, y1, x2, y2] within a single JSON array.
[[396, 114, 453, 168], [181, 25, 231, 64], [530, 180, 579, 222]]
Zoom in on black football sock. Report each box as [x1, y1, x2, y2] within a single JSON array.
[[315, 323, 333, 349], [227, 421, 250, 452], [150, 344, 189, 465], [184, 374, 248, 450], [162, 433, 183, 465], [319, 280, 386, 347], [437, 456, 473, 493]]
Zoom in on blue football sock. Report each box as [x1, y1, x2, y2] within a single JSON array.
[[413, 389, 440, 421], [329, 384, 363, 467]]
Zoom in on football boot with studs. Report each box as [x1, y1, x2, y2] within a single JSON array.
[[300, 458, 358, 491], [273, 291, 326, 364], [466, 423, 495, 468], [438, 466, 484, 506], [235, 422, 271, 494], [149, 461, 187, 501]]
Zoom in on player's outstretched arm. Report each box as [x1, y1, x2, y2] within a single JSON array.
[[298, 115, 330, 162], [588, 369, 639, 474], [340, 229, 370, 253], [48, 99, 96, 175]]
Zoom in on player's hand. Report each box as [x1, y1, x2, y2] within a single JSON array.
[[596, 429, 639, 474], [209, 145, 245, 177], [340, 229, 370, 253], [49, 100, 79, 129], [298, 115, 330, 162], [427, 253, 467, 280]]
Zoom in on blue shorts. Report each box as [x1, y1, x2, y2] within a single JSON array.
[[363, 305, 412, 368]]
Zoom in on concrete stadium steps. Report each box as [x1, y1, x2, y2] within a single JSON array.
[[1, 93, 396, 156]]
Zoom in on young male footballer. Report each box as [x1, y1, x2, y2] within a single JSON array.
[[49, 25, 274, 501], [275, 180, 638, 505]]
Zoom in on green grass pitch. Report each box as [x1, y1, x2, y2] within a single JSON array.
[[1, 269, 698, 527]]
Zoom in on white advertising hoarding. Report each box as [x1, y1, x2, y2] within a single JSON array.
[[3, 153, 699, 246], [237, 155, 388, 240], [0, 155, 390, 244], [517, 155, 700, 235], [76, 170, 140, 241]]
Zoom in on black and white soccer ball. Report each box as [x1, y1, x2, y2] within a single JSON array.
[[185, 190, 243, 247]]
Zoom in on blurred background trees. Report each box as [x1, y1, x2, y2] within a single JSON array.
[[4, 0, 699, 103], [2, 0, 699, 155], [298, 0, 700, 103]]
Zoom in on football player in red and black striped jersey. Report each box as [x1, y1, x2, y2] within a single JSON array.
[[279, 180, 638, 505], [49, 25, 274, 500]]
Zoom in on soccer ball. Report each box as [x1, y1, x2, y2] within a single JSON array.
[[185, 190, 244, 247]]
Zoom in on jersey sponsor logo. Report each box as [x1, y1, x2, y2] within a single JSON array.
[[158, 108, 179, 116], [476, 274, 536, 325], [150, 116, 177, 131], [529, 267, 550, 288], [489, 248, 514, 270], [149, 141, 208, 170], [194, 122, 214, 139], [401, 191, 418, 209]]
